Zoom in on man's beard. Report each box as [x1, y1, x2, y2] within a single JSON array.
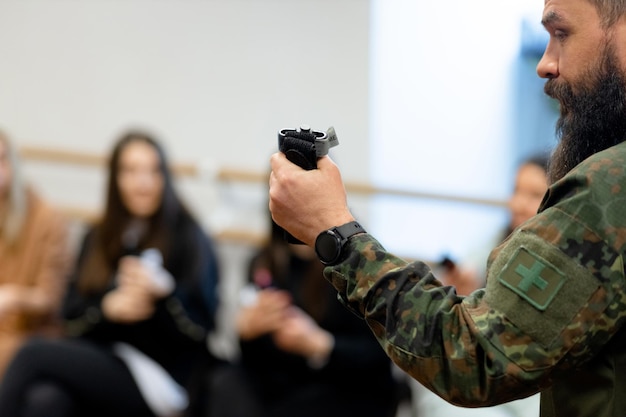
[[545, 45, 626, 184]]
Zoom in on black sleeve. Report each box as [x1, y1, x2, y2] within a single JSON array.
[[62, 228, 118, 340]]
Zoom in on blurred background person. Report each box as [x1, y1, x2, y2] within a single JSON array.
[[411, 154, 549, 417], [0, 130, 221, 417], [206, 214, 397, 417], [0, 129, 72, 381], [504, 155, 550, 237], [437, 154, 550, 296]]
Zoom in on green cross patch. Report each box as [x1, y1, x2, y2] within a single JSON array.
[[498, 247, 566, 311]]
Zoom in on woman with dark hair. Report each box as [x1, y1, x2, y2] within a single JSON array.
[[207, 215, 396, 417], [0, 131, 220, 417]]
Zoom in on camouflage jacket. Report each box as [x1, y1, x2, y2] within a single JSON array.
[[325, 143, 626, 417]]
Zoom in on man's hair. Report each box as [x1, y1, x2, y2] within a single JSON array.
[[589, 0, 626, 27]]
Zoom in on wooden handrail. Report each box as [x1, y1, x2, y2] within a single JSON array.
[[20, 145, 507, 208], [19, 146, 199, 177]]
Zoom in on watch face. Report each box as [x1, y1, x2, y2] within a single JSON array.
[[315, 231, 341, 264]]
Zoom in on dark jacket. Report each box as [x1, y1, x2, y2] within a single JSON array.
[[239, 251, 395, 417], [63, 217, 219, 386]]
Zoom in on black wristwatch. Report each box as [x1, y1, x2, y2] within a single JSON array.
[[314, 221, 366, 266]]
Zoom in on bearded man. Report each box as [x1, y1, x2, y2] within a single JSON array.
[[268, 0, 626, 416]]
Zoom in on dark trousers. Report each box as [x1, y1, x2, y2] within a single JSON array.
[[0, 337, 154, 417]]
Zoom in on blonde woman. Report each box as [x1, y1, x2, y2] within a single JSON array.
[[0, 130, 71, 379]]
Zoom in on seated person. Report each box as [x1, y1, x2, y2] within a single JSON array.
[[0, 129, 71, 380], [0, 130, 221, 417], [207, 216, 396, 417]]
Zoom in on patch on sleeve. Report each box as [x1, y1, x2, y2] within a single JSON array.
[[498, 247, 565, 311], [486, 230, 600, 348]]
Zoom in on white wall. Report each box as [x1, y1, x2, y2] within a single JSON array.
[[0, 0, 370, 225], [369, 0, 551, 262]]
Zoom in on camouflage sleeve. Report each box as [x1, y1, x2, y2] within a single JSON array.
[[324, 147, 626, 407]]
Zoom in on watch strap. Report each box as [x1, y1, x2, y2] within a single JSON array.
[[316, 221, 366, 265], [334, 221, 366, 241]]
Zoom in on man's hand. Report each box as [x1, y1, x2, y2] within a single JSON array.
[[269, 153, 354, 246]]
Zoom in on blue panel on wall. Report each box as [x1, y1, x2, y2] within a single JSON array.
[[520, 16, 548, 59]]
